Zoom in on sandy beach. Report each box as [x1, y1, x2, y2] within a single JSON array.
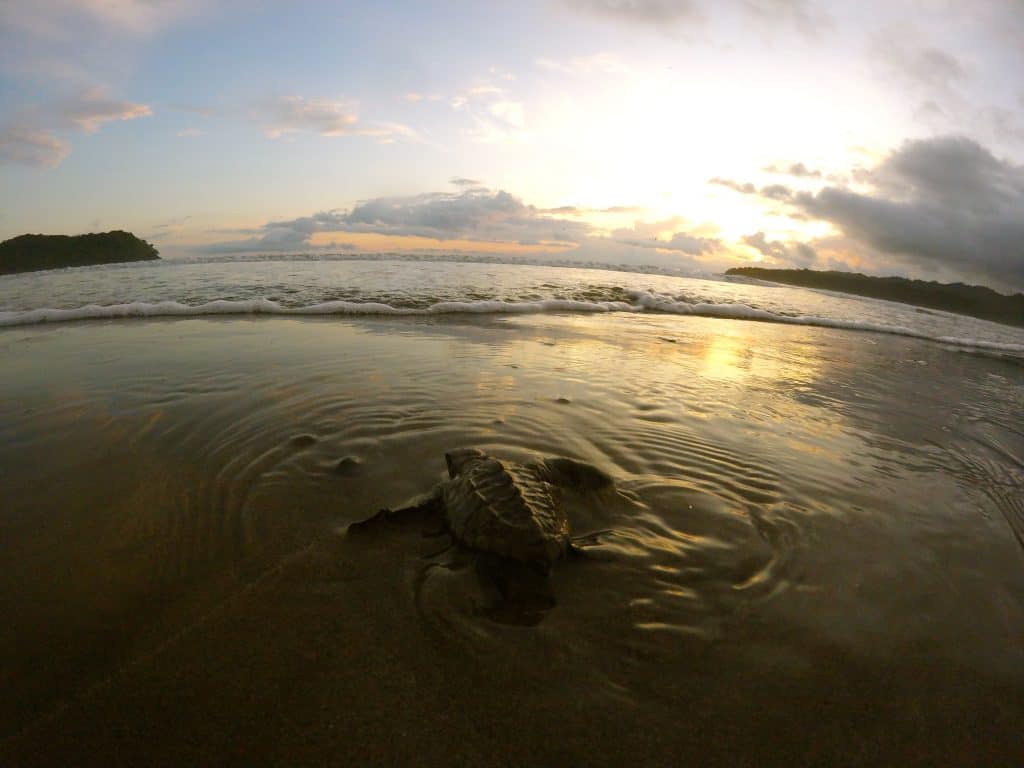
[[1, 313, 1022, 766]]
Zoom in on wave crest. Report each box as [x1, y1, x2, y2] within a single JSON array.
[[1, 292, 1022, 356]]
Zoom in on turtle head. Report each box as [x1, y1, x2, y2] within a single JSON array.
[[445, 448, 486, 478]]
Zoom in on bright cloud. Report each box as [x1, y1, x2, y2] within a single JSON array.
[[259, 96, 360, 138], [257, 96, 417, 143]]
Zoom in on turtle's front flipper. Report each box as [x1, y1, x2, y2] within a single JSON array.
[[347, 488, 444, 535]]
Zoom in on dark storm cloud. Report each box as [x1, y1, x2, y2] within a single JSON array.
[[796, 137, 1024, 287], [865, 135, 1022, 212], [714, 136, 1024, 288]]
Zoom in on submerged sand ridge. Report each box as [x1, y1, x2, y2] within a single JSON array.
[[1, 313, 1023, 765]]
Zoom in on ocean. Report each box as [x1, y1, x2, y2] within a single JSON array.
[[2, 257, 1022, 765]]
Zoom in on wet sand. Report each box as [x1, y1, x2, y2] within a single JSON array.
[[2, 314, 1022, 766]]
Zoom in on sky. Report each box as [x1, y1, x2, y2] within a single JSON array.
[[1, 0, 1023, 290]]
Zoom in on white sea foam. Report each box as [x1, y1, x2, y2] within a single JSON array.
[[2, 293, 1022, 356], [0, 297, 637, 326]]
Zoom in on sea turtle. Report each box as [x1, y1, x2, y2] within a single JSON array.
[[348, 448, 614, 622]]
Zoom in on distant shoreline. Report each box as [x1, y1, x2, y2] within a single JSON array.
[[0, 231, 159, 275], [725, 267, 1024, 328]]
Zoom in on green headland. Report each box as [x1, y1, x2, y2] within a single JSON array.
[[0, 231, 160, 275], [725, 267, 1024, 328]]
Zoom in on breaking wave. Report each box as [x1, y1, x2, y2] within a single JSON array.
[[3, 290, 1022, 356]]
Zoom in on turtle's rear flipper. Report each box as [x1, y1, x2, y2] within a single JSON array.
[[474, 553, 555, 626], [347, 491, 444, 535], [567, 529, 614, 557]]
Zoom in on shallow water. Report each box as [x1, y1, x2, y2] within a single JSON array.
[[3, 257, 1023, 357], [2, 310, 1022, 765]]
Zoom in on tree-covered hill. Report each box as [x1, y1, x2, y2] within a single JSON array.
[[725, 267, 1024, 328], [0, 231, 159, 275]]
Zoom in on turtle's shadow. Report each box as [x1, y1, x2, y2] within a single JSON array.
[[349, 501, 559, 627]]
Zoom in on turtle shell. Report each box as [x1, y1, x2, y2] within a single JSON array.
[[441, 452, 570, 564]]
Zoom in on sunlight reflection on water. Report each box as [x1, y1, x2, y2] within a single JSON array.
[[1, 311, 1022, 763]]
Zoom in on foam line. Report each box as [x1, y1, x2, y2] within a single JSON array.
[[1, 295, 1022, 355]]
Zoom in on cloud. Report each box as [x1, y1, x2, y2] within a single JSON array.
[[610, 217, 720, 254], [741, 0, 831, 38], [865, 135, 1021, 213], [208, 187, 596, 252], [646, 231, 718, 254], [450, 79, 508, 109], [709, 177, 757, 194], [710, 177, 793, 201], [0, 0, 207, 38], [450, 177, 484, 187], [742, 231, 817, 267], [778, 136, 1024, 288], [562, 0, 704, 25], [760, 184, 795, 202], [0, 128, 70, 168], [763, 162, 821, 178], [0, 88, 151, 167], [489, 101, 525, 129], [257, 96, 417, 142], [177, 128, 203, 137], [468, 104, 528, 144], [205, 186, 711, 264], [561, 0, 830, 34], [539, 204, 646, 216], [870, 35, 970, 131], [258, 96, 359, 138], [446, 77, 529, 142], [710, 136, 1024, 287], [873, 38, 966, 93], [61, 87, 151, 133], [600, 205, 645, 214]]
